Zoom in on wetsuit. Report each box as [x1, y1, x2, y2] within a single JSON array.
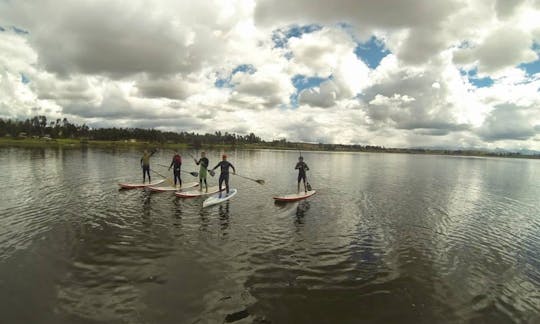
[[169, 154, 182, 186], [195, 157, 209, 191], [212, 160, 235, 195], [295, 161, 309, 183], [141, 152, 152, 183]]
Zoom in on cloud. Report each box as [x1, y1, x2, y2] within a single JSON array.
[[454, 26, 537, 74], [230, 64, 295, 109], [298, 80, 339, 108], [134, 75, 210, 100], [1, 0, 237, 78], [495, 0, 526, 19], [287, 27, 370, 106], [256, 0, 462, 64], [361, 54, 472, 135], [477, 104, 538, 141], [255, 0, 460, 29]]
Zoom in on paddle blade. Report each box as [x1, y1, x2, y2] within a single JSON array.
[[190, 171, 199, 177], [255, 179, 265, 185]]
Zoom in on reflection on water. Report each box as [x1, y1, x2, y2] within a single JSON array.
[[0, 147, 539, 323]]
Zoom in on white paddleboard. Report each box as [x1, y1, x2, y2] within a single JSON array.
[[148, 182, 199, 192], [273, 190, 316, 202], [118, 179, 165, 189], [202, 189, 238, 208], [175, 186, 222, 198]]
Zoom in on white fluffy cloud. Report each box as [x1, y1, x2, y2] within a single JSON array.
[[1, 0, 540, 150]]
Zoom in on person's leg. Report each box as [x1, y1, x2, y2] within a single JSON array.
[[219, 174, 225, 197], [143, 166, 146, 183], [145, 166, 151, 183], [224, 174, 229, 194], [204, 178, 208, 192], [199, 176, 203, 191], [297, 174, 301, 193]]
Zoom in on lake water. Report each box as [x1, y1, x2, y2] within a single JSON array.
[[0, 147, 539, 323]]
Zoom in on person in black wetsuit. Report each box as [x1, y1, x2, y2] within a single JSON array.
[[211, 154, 236, 197], [194, 151, 209, 192], [168, 150, 182, 187], [295, 156, 309, 193]]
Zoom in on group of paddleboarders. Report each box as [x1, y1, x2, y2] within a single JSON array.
[[140, 151, 310, 195]]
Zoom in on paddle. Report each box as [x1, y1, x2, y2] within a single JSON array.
[[150, 168, 175, 186], [155, 163, 199, 177], [233, 173, 265, 185], [190, 153, 215, 177]]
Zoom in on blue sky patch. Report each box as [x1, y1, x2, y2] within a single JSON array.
[[21, 73, 30, 84], [289, 74, 331, 107], [463, 68, 493, 88], [215, 64, 256, 88], [272, 24, 322, 48], [232, 64, 256, 75], [470, 76, 494, 88], [520, 60, 540, 75], [519, 43, 540, 75], [354, 36, 390, 69]]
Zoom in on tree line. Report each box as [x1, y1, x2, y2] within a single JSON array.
[[1, 115, 538, 158], [0, 115, 264, 145]]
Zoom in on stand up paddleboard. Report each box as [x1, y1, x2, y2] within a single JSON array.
[[202, 189, 237, 208], [273, 190, 316, 202], [175, 186, 223, 198], [118, 179, 165, 189], [148, 182, 199, 192]]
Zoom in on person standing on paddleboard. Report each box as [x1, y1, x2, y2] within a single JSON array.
[[194, 151, 209, 192], [295, 156, 310, 193], [140, 149, 156, 184], [211, 154, 236, 197], [168, 150, 182, 187]]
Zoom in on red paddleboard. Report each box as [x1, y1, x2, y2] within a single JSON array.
[[273, 190, 316, 202]]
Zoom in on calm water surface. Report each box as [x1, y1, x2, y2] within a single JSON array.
[[0, 147, 539, 323]]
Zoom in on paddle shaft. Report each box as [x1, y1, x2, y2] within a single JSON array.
[[155, 163, 198, 177], [233, 173, 265, 185], [150, 169, 175, 186]]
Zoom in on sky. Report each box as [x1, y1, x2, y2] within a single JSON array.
[[1, 0, 540, 150]]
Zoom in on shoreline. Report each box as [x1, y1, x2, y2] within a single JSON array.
[[1, 137, 539, 160]]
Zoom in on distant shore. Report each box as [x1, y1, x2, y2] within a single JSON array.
[[1, 137, 539, 159]]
